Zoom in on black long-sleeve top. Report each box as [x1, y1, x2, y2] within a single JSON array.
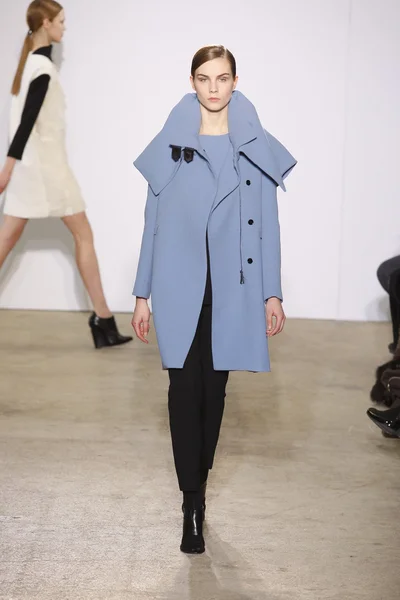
[[8, 46, 53, 160]]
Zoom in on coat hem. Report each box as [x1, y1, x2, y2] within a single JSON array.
[[161, 363, 271, 373]]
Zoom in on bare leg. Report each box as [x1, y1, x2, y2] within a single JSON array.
[[62, 212, 112, 318], [0, 216, 28, 270]]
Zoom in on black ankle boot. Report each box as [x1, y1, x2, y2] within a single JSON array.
[[180, 494, 205, 554], [181, 480, 207, 521], [89, 312, 133, 349]]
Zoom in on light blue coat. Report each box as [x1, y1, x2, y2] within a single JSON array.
[[133, 91, 296, 371]]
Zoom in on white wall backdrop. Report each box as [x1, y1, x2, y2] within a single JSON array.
[[0, 0, 399, 320]]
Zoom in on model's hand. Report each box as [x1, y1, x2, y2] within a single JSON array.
[[131, 298, 151, 344], [266, 297, 285, 336]]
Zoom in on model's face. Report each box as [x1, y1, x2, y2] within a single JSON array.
[[191, 57, 238, 112], [43, 9, 66, 43]]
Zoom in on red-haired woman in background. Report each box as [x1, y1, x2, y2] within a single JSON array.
[[0, 0, 131, 348]]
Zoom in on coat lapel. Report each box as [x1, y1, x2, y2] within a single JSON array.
[[211, 93, 286, 211], [134, 133, 180, 196], [134, 91, 295, 197], [228, 93, 286, 190]]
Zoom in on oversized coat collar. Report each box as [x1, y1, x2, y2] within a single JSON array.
[[134, 91, 294, 195]]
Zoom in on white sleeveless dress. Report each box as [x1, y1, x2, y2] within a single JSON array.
[[3, 52, 85, 218]]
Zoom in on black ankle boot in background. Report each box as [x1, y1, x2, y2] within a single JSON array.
[[89, 312, 133, 349], [180, 492, 205, 554], [367, 405, 400, 438]]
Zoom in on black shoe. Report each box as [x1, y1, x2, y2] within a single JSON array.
[[89, 312, 133, 349], [181, 481, 207, 521], [367, 405, 400, 438], [180, 506, 205, 554]]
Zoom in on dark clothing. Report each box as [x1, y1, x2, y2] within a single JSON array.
[[32, 45, 53, 61], [377, 256, 400, 350], [7, 46, 53, 160], [377, 256, 400, 294], [388, 268, 400, 351], [203, 235, 212, 305], [168, 302, 229, 491]]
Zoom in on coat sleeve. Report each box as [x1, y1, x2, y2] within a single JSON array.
[[261, 176, 282, 302], [261, 131, 296, 301], [132, 185, 159, 299]]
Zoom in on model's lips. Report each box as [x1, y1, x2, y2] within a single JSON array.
[[209, 98, 220, 102]]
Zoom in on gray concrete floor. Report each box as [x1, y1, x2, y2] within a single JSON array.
[[0, 310, 399, 599]]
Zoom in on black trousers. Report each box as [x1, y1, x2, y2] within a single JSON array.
[[168, 303, 229, 491], [377, 256, 400, 293], [377, 257, 400, 349]]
